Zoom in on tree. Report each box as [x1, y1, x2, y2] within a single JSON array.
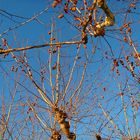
[[0, 0, 140, 139]]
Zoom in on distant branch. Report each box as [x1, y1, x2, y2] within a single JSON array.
[[0, 9, 29, 19], [0, 7, 49, 38]]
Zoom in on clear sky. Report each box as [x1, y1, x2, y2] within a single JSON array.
[[0, 1, 140, 139]]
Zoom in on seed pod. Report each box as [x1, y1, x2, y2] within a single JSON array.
[[50, 38, 55, 41], [58, 14, 64, 19], [120, 59, 124, 66], [123, 36, 128, 42], [52, 1, 58, 8], [70, 6, 76, 12]]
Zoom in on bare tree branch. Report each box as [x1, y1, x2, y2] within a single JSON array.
[[0, 40, 82, 54]]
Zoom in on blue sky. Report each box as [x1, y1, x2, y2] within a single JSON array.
[[0, 1, 140, 139]]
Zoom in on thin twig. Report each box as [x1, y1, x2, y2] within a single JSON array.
[[5, 43, 53, 107], [119, 89, 132, 138], [27, 101, 52, 131], [98, 103, 123, 135], [55, 47, 60, 105], [126, 32, 140, 61], [63, 46, 81, 100], [49, 23, 54, 103], [68, 63, 87, 103], [0, 7, 49, 38]]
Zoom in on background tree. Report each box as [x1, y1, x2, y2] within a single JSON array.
[[0, 0, 140, 139]]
